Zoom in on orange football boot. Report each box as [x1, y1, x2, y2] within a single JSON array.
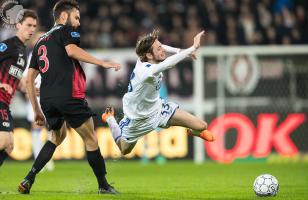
[[187, 129, 215, 142], [101, 107, 115, 123]]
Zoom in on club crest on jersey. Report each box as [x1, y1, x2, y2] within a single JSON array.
[[0, 43, 7, 52], [71, 32, 80, 38]]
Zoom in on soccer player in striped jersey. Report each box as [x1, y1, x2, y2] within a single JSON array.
[[0, 9, 37, 167]]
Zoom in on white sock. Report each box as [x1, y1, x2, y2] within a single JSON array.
[[32, 128, 43, 159], [106, 116, 122, 143]]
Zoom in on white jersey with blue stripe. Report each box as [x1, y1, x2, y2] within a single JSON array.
[[123, 59, 163, 119], [122, 45, 196, 120]]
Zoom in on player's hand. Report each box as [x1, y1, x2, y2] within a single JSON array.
[[193, 30, 205, 49], [102, 61, 121, 71], [34, 110, 46, 126]]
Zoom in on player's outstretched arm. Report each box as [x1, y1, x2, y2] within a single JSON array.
[[65, 44, 120, 71], [162, 45, 181, 54], [151, 30, 204, 75], [163, 44, 197, 60], [27, 68, 45, 126]]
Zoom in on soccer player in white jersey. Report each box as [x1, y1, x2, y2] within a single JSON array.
[[102, 30, 215, 155]]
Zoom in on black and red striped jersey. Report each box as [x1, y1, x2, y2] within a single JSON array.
[[0, 36, 27, 105], [29, 24, 86, 100]]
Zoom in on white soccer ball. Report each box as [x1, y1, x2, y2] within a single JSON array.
[[253, 174, 279, 197]]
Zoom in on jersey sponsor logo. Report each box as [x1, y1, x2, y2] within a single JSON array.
[[0, 43, 7, 52], [8, 65, 23, 79], [71, 32, 80, 38], [145, 64, 151, 68]]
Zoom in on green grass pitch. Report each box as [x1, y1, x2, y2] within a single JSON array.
[[0, 161, 308, 200]]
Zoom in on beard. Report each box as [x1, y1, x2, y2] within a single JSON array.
[[66, 17, 72, 26]]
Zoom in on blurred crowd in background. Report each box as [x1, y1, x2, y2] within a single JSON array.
[[1, 0, 308, 48]]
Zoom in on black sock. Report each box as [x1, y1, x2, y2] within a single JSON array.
[[86, 148, 109, 189], [0, 149, 8, 166], [25, 141, 57, 183]]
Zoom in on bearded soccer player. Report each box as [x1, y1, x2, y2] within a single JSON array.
[[18, 0, 120, 195], [102, 30, 215, 156], [0, 10, 37, 167]]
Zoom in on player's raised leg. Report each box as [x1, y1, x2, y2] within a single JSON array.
[[168, 108, 215, 142], [102, 107, 137, 155]]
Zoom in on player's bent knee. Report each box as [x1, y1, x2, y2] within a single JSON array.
[[121, 148, 132, 155], [0, 134, 8, 147], [86, 140, 98, 148], [0, 139, 9, 150], [84, 136, 98, 150]]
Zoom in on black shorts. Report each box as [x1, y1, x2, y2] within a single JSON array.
[[40, 98, 95, 131], [0, 101, 13, 132]]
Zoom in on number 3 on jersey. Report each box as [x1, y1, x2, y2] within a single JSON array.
[[38, 45, 49, 73]]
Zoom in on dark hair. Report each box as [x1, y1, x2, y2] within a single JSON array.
[[19, 9, 37, 23], [136, 29, 159, 62], [53, 0, 79, 21]]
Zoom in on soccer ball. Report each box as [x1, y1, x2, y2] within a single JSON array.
[[253, 174, 279, 196]]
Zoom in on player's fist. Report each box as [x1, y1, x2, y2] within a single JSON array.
[[102, 61, 121, 71], [193, 30, 205, 49], [34, 110, 46, 126]]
